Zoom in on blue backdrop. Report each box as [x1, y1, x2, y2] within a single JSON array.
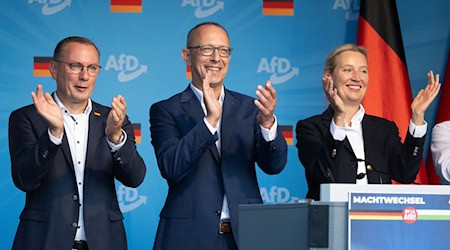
[[1, 1, 449, 249]]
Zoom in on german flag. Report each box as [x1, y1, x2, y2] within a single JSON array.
[[357, 0, 427, 183], [280, 125, 293, 145], [263, 0, 294, 16], [186, 66, 192, 79], [33, 56, 52, 77], [111, 0, 142, 13], [132, 123, 141, 144]]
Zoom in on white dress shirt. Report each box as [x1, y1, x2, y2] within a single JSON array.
[[431, 121, 450, 184], [330, 105, 427, 184], [48, 94, 126, 241], [190, 83, 278, 220]]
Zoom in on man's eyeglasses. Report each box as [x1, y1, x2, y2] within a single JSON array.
[[188, 45, 233, 57], [54, 59, 101, 76]]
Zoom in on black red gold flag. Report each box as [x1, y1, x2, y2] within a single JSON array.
[[357, 0, 428, 183]]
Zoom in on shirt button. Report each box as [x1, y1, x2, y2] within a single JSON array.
[[72, 194, 78, 201]]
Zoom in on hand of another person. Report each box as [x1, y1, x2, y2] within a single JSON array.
[[106, 95, 127, 143], [411, 71, 441, 125], [254, 80, 276, 129], [31, 84, 64, 138], [323, 74, 345, 126], [203, 70, 222, 127]]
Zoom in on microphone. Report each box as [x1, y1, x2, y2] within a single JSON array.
[[355, 158, 384, 184], [355, 158, 423, 185]]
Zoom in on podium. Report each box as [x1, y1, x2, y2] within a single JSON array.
[[320, 183, 450, 202], [239, 201, 347, 250], [239, 184, 450, 250]]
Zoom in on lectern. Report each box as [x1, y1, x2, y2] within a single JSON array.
[[239, 201, 347, 250], [239, 184, 450, 250]]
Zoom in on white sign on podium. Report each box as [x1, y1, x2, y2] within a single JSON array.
[[320, 183, 450, 202]]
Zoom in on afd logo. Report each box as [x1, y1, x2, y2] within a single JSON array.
[[333, 0, 359, 21], [117, 185, 147, 213], [260, 186, 299, 203], [182, 0, 224, 18], [105, 54, 148, 83], [257, 57, 299, 85], [28, 0, 71, 15]]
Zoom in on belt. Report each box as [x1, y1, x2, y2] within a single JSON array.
[[73, 240, 89, 250], [219, 219, 232, 234]]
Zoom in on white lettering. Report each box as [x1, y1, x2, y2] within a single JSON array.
[[105, 55, 119, 71], [181, 0, 197, 7], [353, 196, 426, 205]]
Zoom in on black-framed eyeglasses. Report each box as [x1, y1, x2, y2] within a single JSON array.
[[54, 59, 101, 76], [188, 45, 233, 57]]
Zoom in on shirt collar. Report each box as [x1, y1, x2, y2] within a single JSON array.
[[54, 92, 92, 116], [189, 82, 225, 106], [351, 104, 365, 125]]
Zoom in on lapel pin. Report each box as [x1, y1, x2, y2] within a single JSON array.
[[94, 112, 101, 117]]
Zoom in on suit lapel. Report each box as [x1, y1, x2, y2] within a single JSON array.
[[181, 86, 204, 124], [180, 86, 221, 164], [84, 103, 104, 186], [221, 89, 239, 154], [50, 92, 74, 169], [361, 115, 376, 161], [60, 132, 74, 169], [322, 105, 355, 155]]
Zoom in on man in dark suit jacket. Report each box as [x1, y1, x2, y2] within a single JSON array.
[[150, 22, 287, 250], [295, 44, 440, 201], [8, 36, 146, 250]]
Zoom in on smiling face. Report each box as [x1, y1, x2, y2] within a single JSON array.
[[182, 24, 231, 89], [329, 51, 369, 106], [50, 42, 99, 113]]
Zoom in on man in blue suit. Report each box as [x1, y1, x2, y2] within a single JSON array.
[[8, 36, 146, 250], [150, 22, 288, 250]]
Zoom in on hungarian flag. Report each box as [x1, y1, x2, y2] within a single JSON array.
[[426, 51, 450, 184], [357, 0, 428, 183]]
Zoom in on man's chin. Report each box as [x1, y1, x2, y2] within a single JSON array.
[[208, 81, 223, 88]]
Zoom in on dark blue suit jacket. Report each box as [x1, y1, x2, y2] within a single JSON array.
[[150, 86, 287, 250], [8, 101, 146, 250]]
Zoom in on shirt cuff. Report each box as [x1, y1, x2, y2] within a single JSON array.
[[48, 129, 63, 145], [107, 129, 127, 152], [260, 115, 278, 142], [409, 119, 427, 138], [203, 117, 218, 135], [330, 119, 346, 141]]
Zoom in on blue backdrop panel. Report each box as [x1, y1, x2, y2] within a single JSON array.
[[0, 0, 449, 249]]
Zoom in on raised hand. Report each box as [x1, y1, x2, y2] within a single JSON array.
[[254, 80, 276, 129], [323, 74, 345, 126], [106, 95, 127, 143], [31, 84, 64, 138], [411, 70, 441, 125], [203, 70, 222, 127]]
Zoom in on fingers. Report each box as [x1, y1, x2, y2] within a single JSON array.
[[424, 71, 441, 99], [44, 92, 55, 105], [255, 81, 276, 128], [31, 84, 43, 104], [111, 95, 127, 121], [255, 81, 277, 111], [322, 74, 335, 97], [203, 70, 212, 91]]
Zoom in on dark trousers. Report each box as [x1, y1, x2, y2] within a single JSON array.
[[214, 234, 238, 250], [72, 240, 89, 250]]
